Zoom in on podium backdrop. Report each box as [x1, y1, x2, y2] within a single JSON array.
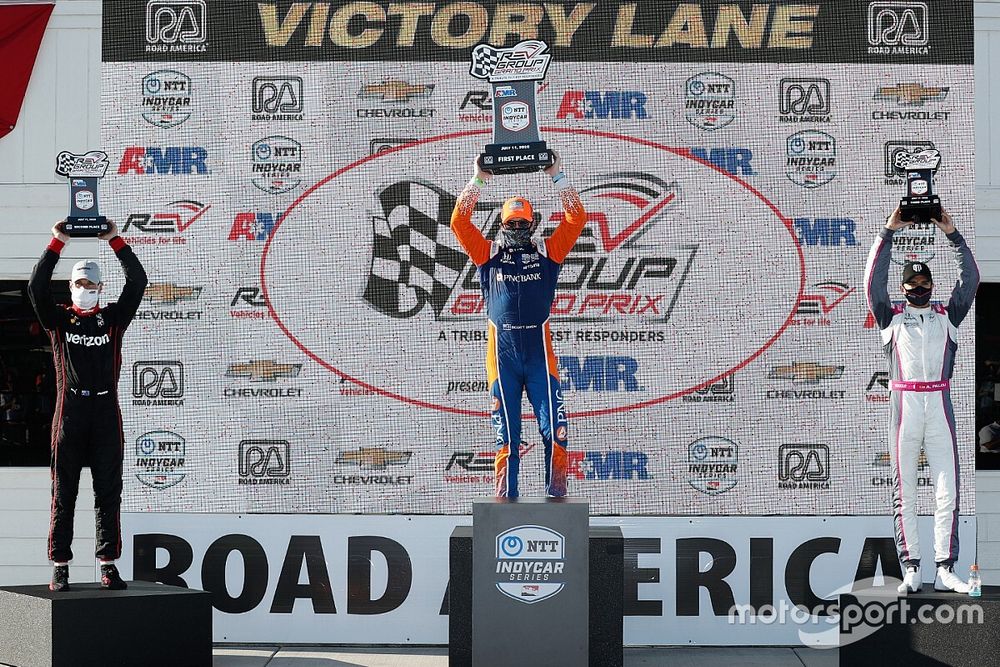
[[100, 0, 976, 515]]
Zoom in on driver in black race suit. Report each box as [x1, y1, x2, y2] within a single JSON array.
[[29, 220, 147, 592]]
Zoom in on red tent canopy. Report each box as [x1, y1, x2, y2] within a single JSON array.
[[0, 3, 54, 140]]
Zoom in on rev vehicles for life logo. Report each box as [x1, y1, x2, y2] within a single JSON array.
[[230, 287, 268, 319], [132, 361, 184, 407], [866, 372, 889, 403], [684, 72, 735, 130], [556, 90, 648, 120], [792, 282, 856, 326], [494, 525, 566, 604], [357, 80, 435, 118], [141, 70, 191, 128], [252, 76, 303, 121], [687, 436, 738, 495], [251, 136, 302, 194], [145, 0, 207, 53], [873, 83, 949, 121], [117, 147, 209, 175], [121, 200, 210, 245], [786, 131, 836, 188], [778, 444, 831, 490], [778, 78, 831, 123], [334, 447, 414, 485], [867, 2, 930, 55], [135, 431, 186, 489], [238, 440, 291, 485]]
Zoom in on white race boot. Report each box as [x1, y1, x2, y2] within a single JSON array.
[[897, 565, 922, 594], [935, 565, 970, 593]]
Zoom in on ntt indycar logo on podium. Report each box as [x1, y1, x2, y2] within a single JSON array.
[[495, 525, 566, 604]]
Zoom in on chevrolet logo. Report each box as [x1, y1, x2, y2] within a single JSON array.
[[144, 283, 202, 304], [874, 83, 949, 106], [336, 447, 412, 469], [358, 80, 434, 103], [226, 361, 302, 382], [768, 362, 844, 384]]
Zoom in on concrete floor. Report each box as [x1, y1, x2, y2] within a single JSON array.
[[212, 646, 840, 667]]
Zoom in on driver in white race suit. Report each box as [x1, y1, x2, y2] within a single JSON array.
[[864, 207, 979, 594]]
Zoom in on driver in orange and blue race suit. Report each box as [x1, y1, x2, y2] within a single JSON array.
[[450, 153, 587, 497]]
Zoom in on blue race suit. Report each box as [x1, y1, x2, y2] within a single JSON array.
[[450, 178, 587, 497]]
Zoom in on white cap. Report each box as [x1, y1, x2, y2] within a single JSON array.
[[70, 260, 102, 285]]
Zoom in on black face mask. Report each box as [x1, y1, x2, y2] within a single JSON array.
[[904, 285, 932, 307]]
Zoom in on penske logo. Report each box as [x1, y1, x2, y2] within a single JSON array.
[[65, 332, 110, 347], [335, 447, 412, 469], [144, 283, 203, 304], [226, 361, 302, 382]]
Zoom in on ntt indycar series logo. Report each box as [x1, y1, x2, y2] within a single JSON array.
[[495, 525, 566, 604], [252, 136, 302, 194]]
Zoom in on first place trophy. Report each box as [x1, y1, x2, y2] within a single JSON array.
[[898, 148, 942, 224], [55, 150, 111, 237], [469, 40, 554, 174]]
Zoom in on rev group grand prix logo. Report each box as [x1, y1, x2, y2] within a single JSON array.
[[260, 130, 803, 417], [495, 525, 566, 604], [362, 173, 690, 324]]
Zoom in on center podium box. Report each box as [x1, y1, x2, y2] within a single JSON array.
[[456, 497, 607, 667]]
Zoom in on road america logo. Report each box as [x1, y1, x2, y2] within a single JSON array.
[[252, 76, 303, 121], [495, 525, 566, 604], [685, 72, 735, 131], [252, 136, 302, 194], [141, 70, 191, 128], [145, 0, 207, 53], [786, 130, 836, 188], [778, 78, 831, 123], [867, 2, 929, 53], [500, 101, 530, 132]]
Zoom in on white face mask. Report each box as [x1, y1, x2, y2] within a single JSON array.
[[71, 286, 100, 310]]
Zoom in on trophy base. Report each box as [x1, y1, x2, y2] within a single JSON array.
[[899, 196, 941, 225], [480, 142, 554, 175], [65, 216, 109, 238]]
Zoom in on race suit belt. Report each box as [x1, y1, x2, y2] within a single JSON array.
[[67, 387, 111, 397], [890, 380, 951, 392]]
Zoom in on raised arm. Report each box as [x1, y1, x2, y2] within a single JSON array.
[[864, 208, 905, 331], [450, 160, 492, 266], [102, 221, 147, 326], [28, 223, 69, 331], [936, 211, 980, 327], [538, 154, 586, 264]]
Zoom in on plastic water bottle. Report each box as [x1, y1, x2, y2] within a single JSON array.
[[969, 564, 982, 597]]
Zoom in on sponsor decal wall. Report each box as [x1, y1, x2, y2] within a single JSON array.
[[102, 1, 975, 515]]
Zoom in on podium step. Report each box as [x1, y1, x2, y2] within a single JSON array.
[[0, 581, 211, 667], [839, 585, 1000, 666]]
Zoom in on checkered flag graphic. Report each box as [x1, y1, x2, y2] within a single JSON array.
[[470, 44, 500, 80], [364, 181, 472, 319], [55, 150, 109, 177]]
